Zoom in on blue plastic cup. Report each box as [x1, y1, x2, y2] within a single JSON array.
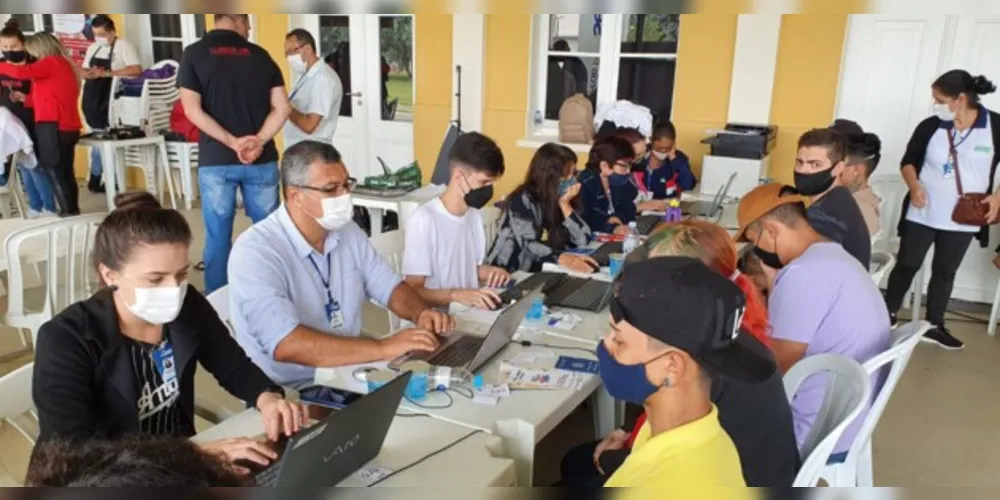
[[526, 297, 544, 321], [609, 252, 625, 277]]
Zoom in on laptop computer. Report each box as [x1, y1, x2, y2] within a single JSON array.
[[544, 276, 615, 312], [244, 371, 412, 487], [681, 171, 737, 218], [391, 290, 541, 371]]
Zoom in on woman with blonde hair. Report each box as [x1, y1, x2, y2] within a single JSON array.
[[0, 31, 82, 216], [557, 219, 799, 488]]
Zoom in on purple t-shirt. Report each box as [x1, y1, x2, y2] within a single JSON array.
[[769, 242, 891, 454]]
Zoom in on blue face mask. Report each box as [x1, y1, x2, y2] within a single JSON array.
[[596, 341, 664, 405], [558, 176, 577, 196], [608, 173, 632, 188]]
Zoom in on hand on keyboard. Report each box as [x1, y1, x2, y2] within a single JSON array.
[[451, 289, 503, 310], [558, 253, 599, 274], [378, 328, 441, 360], [200, 438, 278, 476]]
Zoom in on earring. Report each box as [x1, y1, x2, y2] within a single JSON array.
[[662, 378, 672, 389]]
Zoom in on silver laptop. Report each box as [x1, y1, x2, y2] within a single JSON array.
[[390, 290, 541, 372], [681, 172, 737, 218]]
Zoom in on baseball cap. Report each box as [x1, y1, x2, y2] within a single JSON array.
[[732, 183, 809, 242], [610, 256, 775, 384]]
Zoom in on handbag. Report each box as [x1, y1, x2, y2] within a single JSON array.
[[948, 128, 996, 226]]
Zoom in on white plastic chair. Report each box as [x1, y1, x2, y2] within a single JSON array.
[[115, 60, 180, 197], [166, 142, 199, 210], [869, 251, 895, 288], [990, 281, 1000, 336], [0, 362, 37, 486], [784, 354, 871, 487], [370, 230, 405, 334], [818, 321, 931, 487], [3, 214, 104, 348], [0, 151, 28, 219], [481, 205, 502, 251], [196, 285, 242, 425]]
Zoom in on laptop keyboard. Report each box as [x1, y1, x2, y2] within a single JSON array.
[[559, 280, 611, 310], [497, 272, 566, 303], [636, 214, 661, 235], [590, 242, 623, 267], [255, 465, 281, 486], [428, 335, 485, 367]]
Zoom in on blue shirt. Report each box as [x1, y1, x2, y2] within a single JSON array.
[[228, 206, 402, 387], [633, 151, 697, 199], [578, 168, 638, 233]]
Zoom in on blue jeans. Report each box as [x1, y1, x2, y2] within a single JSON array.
[[18, 165, 56, 212], [199, 163, 280, 294], [89, 134, 103, 177]]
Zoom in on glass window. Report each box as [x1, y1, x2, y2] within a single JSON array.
[[319, 15, 353, 118], [377, 15, 413, 122]]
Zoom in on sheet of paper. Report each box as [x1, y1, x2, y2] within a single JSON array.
[[476, 383, 511, 398], [354, 466, 394, 486], [498, 361, 588, 390]]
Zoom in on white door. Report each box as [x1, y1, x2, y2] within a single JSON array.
[[288, 15, 415, 181], [836, 14, 1000, 302]]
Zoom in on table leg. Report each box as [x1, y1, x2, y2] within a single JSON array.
[[157, 141, 177, 209], [369, 208, 384, 235], [591, 386, 620, 439], [100, 144, 116, 211], [495, 419, 536, 486]]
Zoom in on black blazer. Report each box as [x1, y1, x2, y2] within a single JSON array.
[[32, 285, 281, 444], [896, 108, 1000, 249]]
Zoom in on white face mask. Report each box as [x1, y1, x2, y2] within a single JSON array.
[[652, 151, 669, 161], [123, 281, 188, 325], [95, 36, 110, 47], [934, 102, 956, 121], [287, 54, 307, 74], [314, 194, 354, 231]]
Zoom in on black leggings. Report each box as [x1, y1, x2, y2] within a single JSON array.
[[884, 219, 975, 326], [35, 122, 80, 216], [551, 439, 629, 489]]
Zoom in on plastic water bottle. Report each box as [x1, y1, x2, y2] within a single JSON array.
[[623, 221, 640, 255], [427, 366, 484, 392]]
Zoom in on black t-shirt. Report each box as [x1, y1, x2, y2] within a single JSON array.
[[128, 334, 191, 437], [177, 30, 284, 167], [711, 334, 800, 487], [0, 56, 36, 132], [808, 186, 872, 270]]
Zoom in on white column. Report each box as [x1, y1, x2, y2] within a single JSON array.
[[452, 14, 485, 132], [727, 14, 783, 124]]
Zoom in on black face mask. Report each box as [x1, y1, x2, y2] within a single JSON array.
[[464, 184, 493, 209], [794, 168, 835, 196], [2, 50, 27, 64], [753, 231, 785, 270]]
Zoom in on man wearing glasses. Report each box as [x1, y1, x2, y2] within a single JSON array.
[[228, 140, 454, 389], [282, 28, 343, 148]]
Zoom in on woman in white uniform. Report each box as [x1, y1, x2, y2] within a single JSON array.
[[884, 70, 1000, 350]]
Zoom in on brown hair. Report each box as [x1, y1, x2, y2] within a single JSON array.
[[93, 192, 192, 283], [797, 128, 847, 164], [0, 18, 24, 43]]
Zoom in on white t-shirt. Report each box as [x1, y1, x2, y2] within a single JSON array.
[[907, 113, 996, 232], [283, 61, 343, 148], [402, 198, 485, 291], [82, 38, 140, 71]]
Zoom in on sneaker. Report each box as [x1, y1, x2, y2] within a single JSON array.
[[87, 175, 106, 194], [921, 325, 964, 350], [38, 210, 57, 219], [24, 208, 40, 220], [888, 312, 899, 330]]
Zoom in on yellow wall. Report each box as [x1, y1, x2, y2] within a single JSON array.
[[413, 14, 453, 182], [768, 14, 849, 184]]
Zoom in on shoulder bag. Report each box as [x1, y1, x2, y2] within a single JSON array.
[[949, 128, 997, 226]]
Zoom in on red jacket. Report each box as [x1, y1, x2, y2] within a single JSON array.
[[170, 100, 199, 142], [0, 56, 81, 132]]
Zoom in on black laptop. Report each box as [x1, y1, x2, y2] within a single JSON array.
[[243, 372, 412, 487]]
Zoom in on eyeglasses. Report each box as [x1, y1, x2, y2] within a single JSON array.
[[294, 178, 357, 197]]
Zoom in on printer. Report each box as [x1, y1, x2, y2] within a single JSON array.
[[699, 123, 778, 199]]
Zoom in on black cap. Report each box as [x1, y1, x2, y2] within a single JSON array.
[[610, 256, 776, 384]]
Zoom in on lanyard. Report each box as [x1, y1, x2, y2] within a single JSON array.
[[289, 70, 312, 100], [950, 126, 974, 150], [307, 253, 336, 318]]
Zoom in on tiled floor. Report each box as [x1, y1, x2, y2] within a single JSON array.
[[1, 186, 1000, 486]]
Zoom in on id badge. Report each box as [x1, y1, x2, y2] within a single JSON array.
[[152, 341, 177, 385], [327, 299, 346, 331], [943, 162, 955, 179]]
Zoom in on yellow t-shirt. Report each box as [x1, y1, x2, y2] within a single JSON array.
[[605, 405, 754, 498]]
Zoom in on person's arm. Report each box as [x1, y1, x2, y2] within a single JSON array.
[[229, 235, 389, 369], [110, 64, 142, 78], [190, 286, 282, 403], [0, 57, 59, 80], [32, 320, 99, 443], [767, 266, 827, 374], [671, 151, 697, 191], [288, 77, 333, 134], [404, 275, 460, 308], [254, 59, 292, 143], [579, 175, 617, 233], [506, 194, 561, 264], [111, 41, 142, 78], [385, 281, 435, 324], [612, 183, 638, 224], [288, 109, 322, 134]]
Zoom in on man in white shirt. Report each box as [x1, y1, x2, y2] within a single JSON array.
[[403, 132, 511, 310], [283, 29, 342, 148], [81, 14, 142, 194]]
